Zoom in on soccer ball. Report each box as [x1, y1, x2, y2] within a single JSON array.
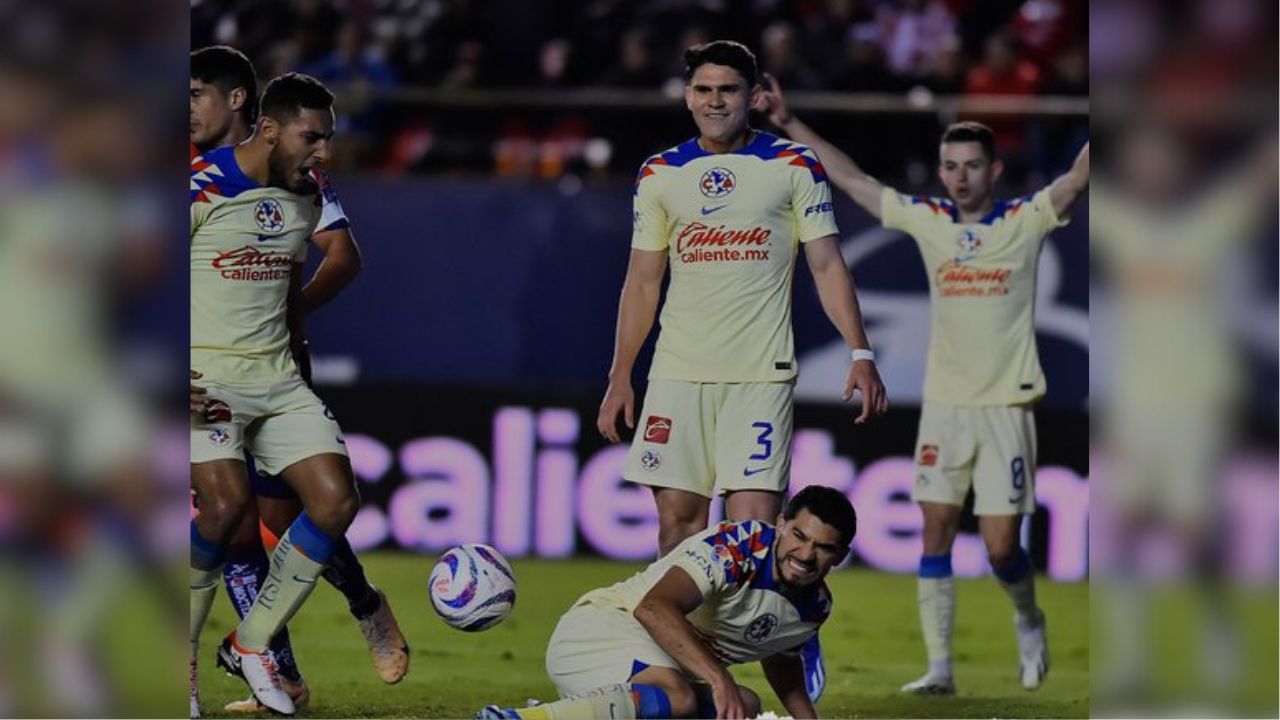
[[428, 543, 517, 631]]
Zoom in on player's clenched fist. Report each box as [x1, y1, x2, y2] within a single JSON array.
[[596, 380, 635, 443]]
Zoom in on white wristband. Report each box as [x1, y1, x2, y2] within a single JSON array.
[[851, 348, 876, 364]]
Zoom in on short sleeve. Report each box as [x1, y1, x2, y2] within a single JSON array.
[[880, 186, 927, 234], [190, 200, 210, 238], [1027, 188, 1069, 235], [790, 148, 839, 243], [670, 532, 730, 599], [631, 161, 668, 251]]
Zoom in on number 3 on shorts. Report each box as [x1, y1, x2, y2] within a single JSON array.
[[750, 421, 774, 461]]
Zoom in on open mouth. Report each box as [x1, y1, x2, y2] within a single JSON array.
[[785, 555, 815, 575]]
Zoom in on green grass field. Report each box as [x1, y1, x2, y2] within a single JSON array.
[[197, 552, 1090, 718]]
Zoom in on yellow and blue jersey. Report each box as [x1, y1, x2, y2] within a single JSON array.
[[632, 131, 839, 383]]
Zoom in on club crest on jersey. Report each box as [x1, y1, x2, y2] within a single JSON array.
[[699, 167, 736, 198], [744, 613, 779, 644], [208, 427, 232, 447], [954, 228, 983, 262], [640, 450, 661, 472], [254, 198, 286, 234]]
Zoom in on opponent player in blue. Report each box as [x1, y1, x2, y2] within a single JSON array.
[[597, 40, 887, 706], [190, 47, 408, 715]]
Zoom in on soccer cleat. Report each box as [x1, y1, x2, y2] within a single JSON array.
[[1016, 610, 1049, 690], [190, 658, 200, 718], [800, 634, 826, 702], [475, 705, 523, 720], [224, 676, 310, 713], [357, 589, 411, 683], [900, 673, 956, 696], [215, 632, 296, 715]]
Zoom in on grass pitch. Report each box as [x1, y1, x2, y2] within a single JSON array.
[[197, 552, 1091, 718]]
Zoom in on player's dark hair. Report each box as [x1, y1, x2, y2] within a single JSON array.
[[259, 72, 334, 124], [783, 486, 857, 547], [941, 121, 996, 161], [191, 45, 258, 124], [683, 40, 758, 88]]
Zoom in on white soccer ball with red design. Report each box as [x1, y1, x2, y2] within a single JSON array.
[[428, 543, 517, 631]]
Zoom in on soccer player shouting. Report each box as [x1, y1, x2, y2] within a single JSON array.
[[190, 73, 361, 716], [597, 41, 887, 702], [190, 46, 407, 715], [756, 74, 1088, 694]]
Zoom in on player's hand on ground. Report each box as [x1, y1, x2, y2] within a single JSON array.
[[754, 73, 794, 128], [596, 380, 635, 443], [711, 679, 750, 719], [844, 360, 889, 423], [190, 369, 208, 418]]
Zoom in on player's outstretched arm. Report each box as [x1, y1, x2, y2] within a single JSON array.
[[598, 249, 667, 443], [1048, 142, 1089, 219], [302, 226, 363, 314], [804, 236, 889, 423], [634, 568, 751, 719], [761, 652, 818, 719], [754, 74, 886, 220]]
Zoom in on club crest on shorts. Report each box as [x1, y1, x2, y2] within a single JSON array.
[[208, 427, 231, 447], [254, 198, 286, 233], [699, 167, 736, 198], [639, 449, 661, 472], [744, 613, 779, 644], [644, 415, 672, 444]]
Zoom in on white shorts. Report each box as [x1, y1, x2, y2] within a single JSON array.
[[545, 603, 683, 698], [623, 380, 793, 498], [912, 402, 1037, 515], [190, 375, 347, 476]]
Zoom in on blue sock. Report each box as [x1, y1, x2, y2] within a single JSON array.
[[919, 553, 953, 578], [286, 512, 336, 565], [190, 521, 225, 570], [220, 542, 303, 680], [631, 684, 672, 719], [993, 548, 1030, 584]]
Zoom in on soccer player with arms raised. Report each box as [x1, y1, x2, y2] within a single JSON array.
[[597, 41, 887, 702], [479, 486, 857, 720], [190, 73, 364, 716], [190, 47, 407, 714], [755, 75, 1088, 694]]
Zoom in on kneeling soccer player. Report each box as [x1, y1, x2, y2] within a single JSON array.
[[479, 485, 856, 720]]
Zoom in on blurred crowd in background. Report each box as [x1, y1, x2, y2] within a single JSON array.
[[190, 0, 1087, 185]]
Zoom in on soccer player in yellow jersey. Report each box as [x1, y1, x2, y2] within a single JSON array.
[[190, 73, 359, 716], [756, 75, 1088, 695], [478, 486, 857, 720], [190, 46, 407, 716], [597, 41, 887, 703]]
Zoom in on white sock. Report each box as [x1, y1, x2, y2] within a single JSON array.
[[917, 575, 955, 678], [190, 565, 221, 658], [236, 518, 330, 651]]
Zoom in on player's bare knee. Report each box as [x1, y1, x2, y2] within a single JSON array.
[[986, 538, 1018, 569], [199, 485, 251, 541]]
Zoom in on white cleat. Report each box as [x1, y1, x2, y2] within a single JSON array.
[[224, 676, 310, 713], [1016, 610, 1049, 690], [215, 632, 296, 715], [900, 673, 956, 696]]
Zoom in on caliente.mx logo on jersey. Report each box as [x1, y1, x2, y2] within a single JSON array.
[[254, 198, 286, 234], [699, 167, 736, 198]]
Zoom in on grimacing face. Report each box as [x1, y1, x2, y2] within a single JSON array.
[[937, 140, 1003, 214], [189, 78, 239, 150], [773, 508, 848, 589], [684, 63, 759, 147], [265, 107, 334, 194]]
